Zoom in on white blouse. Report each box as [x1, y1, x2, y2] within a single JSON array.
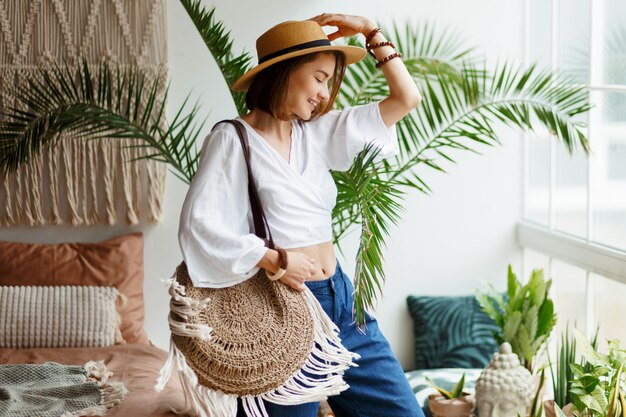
[[178, 101, 399, 288]]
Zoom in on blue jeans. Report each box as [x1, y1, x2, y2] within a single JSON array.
[[237, 261, 424, 417]]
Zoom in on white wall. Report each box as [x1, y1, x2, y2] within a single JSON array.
[[0, 0, 525, 370]]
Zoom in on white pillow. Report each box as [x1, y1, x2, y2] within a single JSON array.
[[0, 285, 124, 348]]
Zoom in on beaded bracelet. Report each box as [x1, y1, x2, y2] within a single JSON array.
[[368, 40, 396, 49], [375, 52, 402, 68], [366, 40, 396, 60], [364, 26, 382, 45]]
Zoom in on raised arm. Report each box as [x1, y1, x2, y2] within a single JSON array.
[[308, 13, 422, 127]]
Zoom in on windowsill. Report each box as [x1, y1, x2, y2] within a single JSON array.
[[516, 220, 626, 285]]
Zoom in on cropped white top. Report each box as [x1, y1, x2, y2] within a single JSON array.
[[178, 101, 399, 287]]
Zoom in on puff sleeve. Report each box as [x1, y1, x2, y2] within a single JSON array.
[[178, 126, 267, 288], [304, 101, 399, 171]]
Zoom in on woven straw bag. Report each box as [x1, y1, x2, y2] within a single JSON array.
[[155, 120, 359, 417]]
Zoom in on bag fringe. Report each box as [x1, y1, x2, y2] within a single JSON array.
[[156, 279, 360, 417], [164, 276, 213, 339]]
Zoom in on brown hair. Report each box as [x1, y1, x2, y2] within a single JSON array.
[[244, 51, 347, 121]]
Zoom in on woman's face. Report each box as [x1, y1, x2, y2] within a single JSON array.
[[284, 52, 336, 120]]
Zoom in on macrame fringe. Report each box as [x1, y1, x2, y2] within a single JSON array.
[[58, 380, 128, 417], [59, 360, 128, 417], [47, 142, 62, 224], [0, 132, 167, 226], [14, 164, 25, 224], [99, 381, 128, 408], [155, 278, 360, 417], [0, 0, 168, 226], [86, 138, 100, 224], [84, 360, 113, 382]]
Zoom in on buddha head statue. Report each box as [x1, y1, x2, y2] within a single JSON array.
[[475, 342, 534, 417]]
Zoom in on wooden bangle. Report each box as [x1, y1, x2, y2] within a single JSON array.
[[375, 52, 402, 68], [266, 246, 288, 281], [364, 27, 382, 45], [275, 247, 288, 270], [266, 267, 286, 281]]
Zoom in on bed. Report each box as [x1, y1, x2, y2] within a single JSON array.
[[0, 232, 186, 417]]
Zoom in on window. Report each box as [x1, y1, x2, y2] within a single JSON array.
[[522, 0, 626, 345]]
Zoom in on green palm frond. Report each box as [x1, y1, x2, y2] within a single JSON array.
[[332, 143, 405, 325], [0, 58, 203, 184], [179, 0, 254, 115], [339, 19, 478, 108], [395, 18, 483, 91], [388, 61, 591, 189], [330, 22, 590, 323]]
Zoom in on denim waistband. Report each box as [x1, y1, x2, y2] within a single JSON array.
[[304, 259, 344, 290]]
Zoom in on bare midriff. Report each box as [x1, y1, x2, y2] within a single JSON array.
[[286, 240, 337, 281]]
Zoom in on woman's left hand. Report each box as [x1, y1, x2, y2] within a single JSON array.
[[307, 13, 376, 41]]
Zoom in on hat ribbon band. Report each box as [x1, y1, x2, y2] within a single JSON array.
[[258, 39, 331, 64]]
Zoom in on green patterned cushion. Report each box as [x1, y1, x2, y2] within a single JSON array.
[[406, 294, 499, 369]]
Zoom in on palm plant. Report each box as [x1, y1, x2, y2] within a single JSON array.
[[0, 1, 592, 326], [475, 265, 557, 372]]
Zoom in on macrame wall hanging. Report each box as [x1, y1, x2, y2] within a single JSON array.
[[0, 0, 168, 226]]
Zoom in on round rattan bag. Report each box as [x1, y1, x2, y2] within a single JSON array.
[[172, 260, 314, 395], [156, 261, 359, 417]]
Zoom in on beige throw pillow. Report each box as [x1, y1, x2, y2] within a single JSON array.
[[0, 232, 149, 345], [0, 285, 124, 348]]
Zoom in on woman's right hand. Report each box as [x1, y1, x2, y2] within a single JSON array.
[[279, 251, 317, 292]]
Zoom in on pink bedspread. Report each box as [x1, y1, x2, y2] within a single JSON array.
[[0, 343, 187, 417]]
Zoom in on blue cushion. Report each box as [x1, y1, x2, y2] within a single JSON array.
[[406, 295, 499, 369]]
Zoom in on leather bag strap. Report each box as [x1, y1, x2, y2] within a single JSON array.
[[211, 119, 275, 250]]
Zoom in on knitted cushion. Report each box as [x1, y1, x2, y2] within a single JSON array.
[[406, 295, 499, 369], [0, 285, 123, 348], [0, 232, 148, 344]]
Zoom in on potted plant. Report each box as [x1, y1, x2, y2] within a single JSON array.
[[566, 328, 626, 417], [544, 324, 599, 417], [426, 373, 474, 417], [475, 265, 557, 373]]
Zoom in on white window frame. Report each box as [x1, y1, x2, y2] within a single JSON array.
[[520, 0, 626, 335]]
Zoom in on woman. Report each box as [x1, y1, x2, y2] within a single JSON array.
[[178, 13, 424, 417]]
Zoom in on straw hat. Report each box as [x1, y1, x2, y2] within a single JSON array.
[[231, 20, 367, 91]]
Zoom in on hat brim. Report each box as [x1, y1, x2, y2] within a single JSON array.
[[231, 45, 367, 92]]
